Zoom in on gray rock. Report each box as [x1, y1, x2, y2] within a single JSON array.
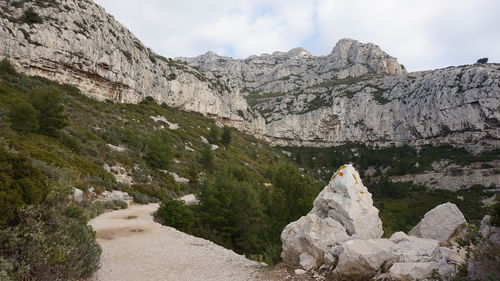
[[73, 188, 83, 203], [333, 239, 397, 278], [409, 202, 467, 242], [281, 213, 349, 269]]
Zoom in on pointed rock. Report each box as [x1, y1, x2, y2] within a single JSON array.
[[311, 164, 383, 238]]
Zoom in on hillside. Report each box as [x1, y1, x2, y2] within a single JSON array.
[[0, 0, 264, 133]]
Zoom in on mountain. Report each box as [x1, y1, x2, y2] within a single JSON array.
[[0, 0, 263, 133], [180, 41, 500, 151], [0, 0, 498, 151]]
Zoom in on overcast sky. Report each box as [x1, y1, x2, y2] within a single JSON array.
[[95, 0, 499, 71]]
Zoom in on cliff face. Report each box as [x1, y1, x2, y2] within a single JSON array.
[[0, 0, 264, 133], [181, 41, 500, 150], [259, 64, 500, 149]]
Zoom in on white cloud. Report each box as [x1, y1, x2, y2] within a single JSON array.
[[95, 0, 500, 71]]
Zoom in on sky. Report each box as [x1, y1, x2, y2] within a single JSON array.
[[94, 0, 500, 71]]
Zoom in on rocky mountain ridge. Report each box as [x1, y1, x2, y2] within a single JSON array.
[[179, 38, 406, 94], [182, 44, 500, 150]]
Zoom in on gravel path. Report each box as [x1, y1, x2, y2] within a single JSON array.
[[89, 203, 264, 281]]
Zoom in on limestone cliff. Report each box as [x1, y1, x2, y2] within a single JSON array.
[[181, 42, 500, 150], [0, 0, 264, 133]]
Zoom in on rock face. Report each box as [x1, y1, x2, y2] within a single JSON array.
[[281, 165, 468, 280], [409, 202, 467, 242], [0, 0, 264, 134], [182, 42, 500, 150]]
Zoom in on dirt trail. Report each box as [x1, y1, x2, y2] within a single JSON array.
[[89, 203, 265, 281]]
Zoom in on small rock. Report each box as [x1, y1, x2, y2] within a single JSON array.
[[294, 269, 307, 275]]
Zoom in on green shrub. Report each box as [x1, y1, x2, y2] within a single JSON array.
[[7, 99, 39, 133], [21, 8, 44, 25], [132, 192, 159, 204], [0, 190, 101, 280], [143, 131, 172, 169], [156, 197, 194, 232]]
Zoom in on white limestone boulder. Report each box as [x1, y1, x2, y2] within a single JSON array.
[[311, 164, 383, 238], [409, 202, 467, 242], [333, 239, 397, 277], [281, 213, 349, 269]]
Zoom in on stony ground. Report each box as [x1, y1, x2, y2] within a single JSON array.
[[88, 203, 266, 281]]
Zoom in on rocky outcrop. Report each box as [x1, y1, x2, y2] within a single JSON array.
[[0, 0, 264, 134], [281, 164, 382, 269], [281, 165, 468, 280], [409, 202, 467, 242]]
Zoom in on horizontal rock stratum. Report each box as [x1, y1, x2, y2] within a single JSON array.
[[1, 0, 498, 149], [281, 164, 469, 280]]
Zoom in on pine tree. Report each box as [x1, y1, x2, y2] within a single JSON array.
[[30, 87, 67, 137], [200, 145, 215, 171], [221, 126, 232, 146]]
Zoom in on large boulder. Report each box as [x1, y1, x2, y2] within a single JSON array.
[[281, 164, 382, 269], [409, 202, 467, 242], [311, 164, 383, 238], [333, 239, 397, 277], [281, 213, 349, 269]]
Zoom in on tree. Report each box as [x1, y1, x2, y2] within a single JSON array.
[[200, 145, 215, 171], [155, 197, 194, 232], [198, 171, 264, 253], [143, 131, 172, 169], [207, 127, 220, 144], [221, 126, 232, 146], [31, 87, 67, 137], [476, 58, 488, 64], [271, 164, 318, 222], [8, 99, 39, 133]]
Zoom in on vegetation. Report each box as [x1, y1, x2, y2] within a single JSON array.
[[221, 126, 232, 146], [476, 58, 488, 64], [20, 8, 44, 25], [143, 131, 172, 169], [156, 197, 194, 232]]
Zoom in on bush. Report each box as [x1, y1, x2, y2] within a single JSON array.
[[143, 131, 172, 169], [156, 197, 194, 232], [476, 58, 488, 64], [0, 190, 101, 280], [8, 99, 39, 133], [132, 192, 160, 204], [20, 8, 43, 25]]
